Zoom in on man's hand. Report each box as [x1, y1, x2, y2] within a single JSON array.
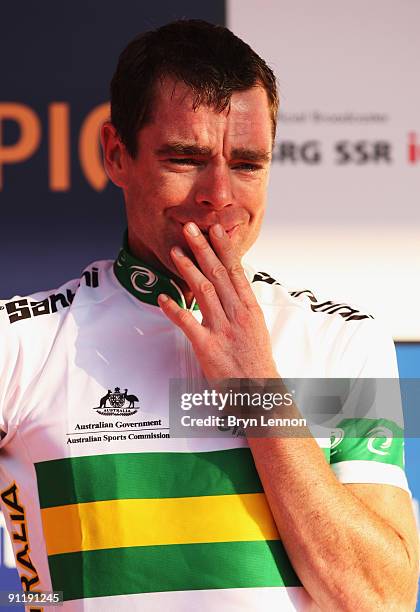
[[158, 222, 279, 381]]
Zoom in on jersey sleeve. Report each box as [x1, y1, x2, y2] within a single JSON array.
[[329, 318, 409, 492], [0, 307, 20, 449]]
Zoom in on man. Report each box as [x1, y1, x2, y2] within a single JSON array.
[[0, 19, 418, 611]]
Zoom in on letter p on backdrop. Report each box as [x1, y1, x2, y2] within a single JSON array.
[[0, 103, 41, 190]]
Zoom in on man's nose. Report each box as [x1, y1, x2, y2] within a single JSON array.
[[194, 162, 233, 209]]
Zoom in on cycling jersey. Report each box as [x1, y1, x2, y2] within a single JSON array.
[[0, 237, 408, 611]]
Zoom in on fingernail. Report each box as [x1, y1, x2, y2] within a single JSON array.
[[158, 293, 169, 303], [213, 224, 224, 238], [186, 222, 200, 236], [172, 246, 184, 257]]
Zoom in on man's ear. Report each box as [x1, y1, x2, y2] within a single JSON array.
[[100, 121, 130, 187]]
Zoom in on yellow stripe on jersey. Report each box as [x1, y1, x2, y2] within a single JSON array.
[[41, 493, 279, 556]]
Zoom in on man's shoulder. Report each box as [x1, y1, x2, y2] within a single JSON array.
[[0, 259, 114, 329], [247, 264, 374, 325], [246, 263, 397, 377]]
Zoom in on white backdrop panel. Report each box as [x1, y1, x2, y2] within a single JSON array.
[[228, 0, 420, 340]]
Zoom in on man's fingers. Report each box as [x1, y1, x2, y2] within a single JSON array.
[[208, 224, 259, 309], [169, 247, 228, 330], [182, 223, 245, 319], [157, 294, 207, 343]]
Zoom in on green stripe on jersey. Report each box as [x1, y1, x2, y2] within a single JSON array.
[[35, 449, 263, 508], [49, 540, 301, 601], [330, 418, 404, 468], [35, 447, 330, 509]]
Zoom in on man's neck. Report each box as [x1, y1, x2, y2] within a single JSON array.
[[126, 235, 195, 308]]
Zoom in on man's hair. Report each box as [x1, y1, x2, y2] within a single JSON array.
[[110, 19, 279, 157]]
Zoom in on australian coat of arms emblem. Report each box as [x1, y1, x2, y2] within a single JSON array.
[[94, 387, 139, 416]]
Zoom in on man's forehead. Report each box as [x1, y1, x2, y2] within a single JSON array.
[[152, 76, 214, 110], [149, 77, 272, 146]]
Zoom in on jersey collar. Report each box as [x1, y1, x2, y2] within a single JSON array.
[[114, 233, 199, 310]]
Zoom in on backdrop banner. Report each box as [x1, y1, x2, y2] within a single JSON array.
[[228, 0, 420, 341], [0, 1, 225, 298]]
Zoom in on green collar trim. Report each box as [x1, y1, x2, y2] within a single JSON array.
[[114, 233, 199, 310]]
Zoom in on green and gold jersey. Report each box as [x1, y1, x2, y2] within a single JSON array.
[[0, 241, 408, 611]]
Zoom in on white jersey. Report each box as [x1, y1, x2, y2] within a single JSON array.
[[0, 238, 408, 611]]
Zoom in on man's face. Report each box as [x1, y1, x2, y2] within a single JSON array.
[[121, 77, 273, 277]]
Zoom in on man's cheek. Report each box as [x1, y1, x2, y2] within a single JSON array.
[[161, 170, 194, 193]]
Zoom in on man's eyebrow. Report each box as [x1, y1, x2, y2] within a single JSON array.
[[155, 142, 272, 163], [155, 142, 212, 157], [231, 148, 272, 163]]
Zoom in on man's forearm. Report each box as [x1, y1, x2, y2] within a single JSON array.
[[248, 435, 417, 611]]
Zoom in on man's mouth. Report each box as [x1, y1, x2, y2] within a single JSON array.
[[226, 225, 239, 238], [179, 223, 239, 239]]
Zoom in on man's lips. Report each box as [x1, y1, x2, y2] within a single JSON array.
[[177, 221, 240, 238], [226, 225, 239, 238]]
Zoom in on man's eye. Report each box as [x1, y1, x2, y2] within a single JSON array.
[[168, 158, 201, 166], [233, 163, 262, 172]]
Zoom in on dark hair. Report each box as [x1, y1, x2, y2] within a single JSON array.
[[110, 19, 279, 157]]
